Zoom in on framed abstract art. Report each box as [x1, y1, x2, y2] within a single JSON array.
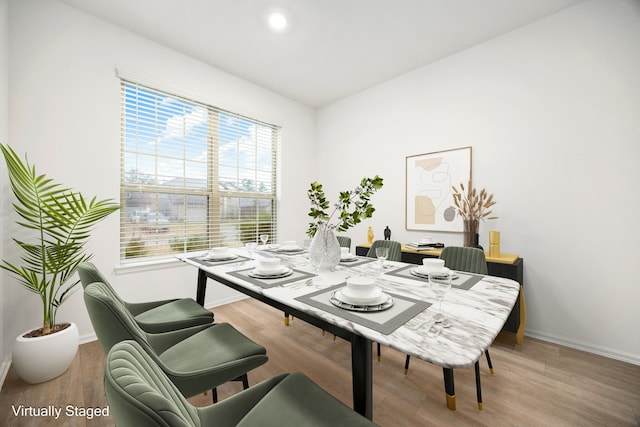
[[405, 146, 471, 232]]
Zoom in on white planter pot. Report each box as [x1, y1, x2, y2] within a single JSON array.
[[12, 322, 79, 384]]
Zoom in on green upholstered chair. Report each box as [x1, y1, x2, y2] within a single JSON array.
[[405, 246, 493, 410], [439, 246, 488, 276], [336, 235, 352, 250], [78, 262, 213, 334], [105, 340, 378, 427], [366, 240, 402, 262], [83, 282, 268, 401]]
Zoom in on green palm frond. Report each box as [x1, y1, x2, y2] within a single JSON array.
[[1, 143, 119, 334]]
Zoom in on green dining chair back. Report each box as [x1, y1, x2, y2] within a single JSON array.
[[439, 246, 488, 275], [83, 282, 268, 399], [366, 240, 402, 262], [105, 340, 377, 427], [78, 262, 213, 334], [336, 235, 352, 250], [105, 340, 200, 426]]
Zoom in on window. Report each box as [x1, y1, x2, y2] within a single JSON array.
[[120, 81, 279, 261]]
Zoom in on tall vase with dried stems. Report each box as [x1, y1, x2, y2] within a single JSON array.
[[452, 181, 498, 248], [463, 219, 480, 248]]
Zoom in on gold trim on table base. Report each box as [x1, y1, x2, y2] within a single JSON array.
[[517, 285, 526, 344], [446, 394, 456, 410]]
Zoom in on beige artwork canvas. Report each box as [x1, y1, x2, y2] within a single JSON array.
[[405, 147, 471, 232]]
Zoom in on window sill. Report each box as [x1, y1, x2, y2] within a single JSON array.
[[114, 256, 187, 275]]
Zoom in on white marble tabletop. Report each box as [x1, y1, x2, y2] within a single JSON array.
[[180, 248, 519, 369]]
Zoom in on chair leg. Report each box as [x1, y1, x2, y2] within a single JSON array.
[[213, 374, 249, 403], [485, 349, 494, 374], [404, 354, 411, 375], [475, 361, 482, 410], [377, 343, 381, 362], [241, 373, 249, 390]]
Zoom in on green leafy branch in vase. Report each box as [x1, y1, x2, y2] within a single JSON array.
[[306, 175, 384, 237]]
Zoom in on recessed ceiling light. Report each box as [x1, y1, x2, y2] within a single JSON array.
[[268, 11, 288, 32]]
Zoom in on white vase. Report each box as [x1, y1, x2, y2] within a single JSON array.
[[12, 322, 79, 384], [308, 225, 341, 272]]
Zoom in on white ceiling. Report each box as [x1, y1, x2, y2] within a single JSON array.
[[60, 0, 584, 108]]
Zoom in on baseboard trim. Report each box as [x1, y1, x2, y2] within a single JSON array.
[[525, 329, 640, 366], [206, 294, 248, 309]]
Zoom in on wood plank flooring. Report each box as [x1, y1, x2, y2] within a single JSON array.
[[1, 298, 639, 426]]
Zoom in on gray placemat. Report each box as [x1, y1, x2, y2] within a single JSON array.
[[188, 255, 249, 267], [339, 257, 377, 268], [296, 284, 431, 335], [386, 265, 484, 291], [227, 267, 315, 289]]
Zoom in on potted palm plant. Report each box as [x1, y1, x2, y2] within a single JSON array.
[[1, 144, 119, 383]]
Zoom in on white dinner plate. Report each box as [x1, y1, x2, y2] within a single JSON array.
[[248, 267, 293, 279], [202, 254, 238, 261], [335, 287, 386, 305], [330, 291, 393, 312], [254, 265, 288, 275], [277, 247, 305, 253], [410, 267, 458, 280]]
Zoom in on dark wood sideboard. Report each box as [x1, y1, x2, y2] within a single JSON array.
[[355, 243, 525, 344]]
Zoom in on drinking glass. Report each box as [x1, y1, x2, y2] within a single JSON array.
[[245, 242, 258, 260], [429, 271, 452, 325], [260, 234, 269, 246], [375, 247, 389, 268]]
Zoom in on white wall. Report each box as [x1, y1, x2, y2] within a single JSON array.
[[3, 0, 639, 370], [3, 0, 316, 359], [0, 0, 9, 381], [317, 0, 640, 364]]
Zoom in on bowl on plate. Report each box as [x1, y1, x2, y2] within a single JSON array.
[[340, 247, 355, 260], [207, 247, 232, 259], [335, 276, 386, 305], [346, 276, 375, 295], [280, 240, 302, 251], [418, 258, 445, 274], [255, 257, 284, 275]]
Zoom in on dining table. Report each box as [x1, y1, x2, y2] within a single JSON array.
[[179, 246, 519, 421]]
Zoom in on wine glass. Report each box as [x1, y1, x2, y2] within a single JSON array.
[[260, 234, 269, 246], [429, 271, 452, 325], [308, 247, 324, 286], [375, 247, 389, 268], [245, 242, 258, 260]]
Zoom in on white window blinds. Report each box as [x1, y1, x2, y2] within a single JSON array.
[[120, 81, 279, 261]]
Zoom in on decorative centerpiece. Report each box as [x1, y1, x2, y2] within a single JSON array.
[[306, 175, 383, 271], [451, 181, 497, 247]]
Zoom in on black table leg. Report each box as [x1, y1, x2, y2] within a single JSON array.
[[475, 361, 482, 410], [443, 367, 456, 410], [196, 269, 207, 306], [351, 334, 373, 420]]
